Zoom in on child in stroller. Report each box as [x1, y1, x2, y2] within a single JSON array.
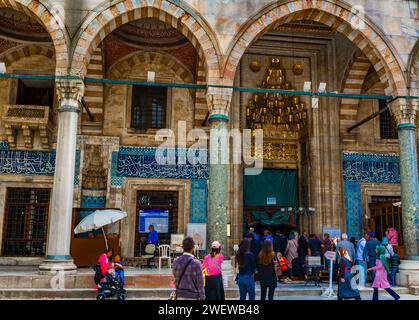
[[94, 248, 126, 300]]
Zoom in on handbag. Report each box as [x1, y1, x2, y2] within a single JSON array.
[[169, 258, 194, 300], [273, 253, 282, 277]]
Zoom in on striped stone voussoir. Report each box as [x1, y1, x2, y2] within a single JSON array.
[[83, 46, 104, 123], [224, 1, 406, 97], [71, 0, 220, 81], [0, 44, 55, 68], [194, 59, 208, 127], [108, 50, 193, 84], [0, 0, 69, 73], [340, 55, 371, 134]]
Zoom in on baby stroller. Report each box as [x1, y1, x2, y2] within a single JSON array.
[[93, 264, 126, 300]]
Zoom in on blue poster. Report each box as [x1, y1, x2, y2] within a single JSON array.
[[139, 209, 169, 233]]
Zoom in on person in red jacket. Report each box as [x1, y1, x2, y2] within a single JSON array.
[[276, 252, 292, 283]]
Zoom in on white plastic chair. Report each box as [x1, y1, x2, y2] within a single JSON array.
[[158, 244, 171, 270]]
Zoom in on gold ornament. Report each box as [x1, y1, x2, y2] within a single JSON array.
[[249, 60, 261, 72], [245, 58, 307, 133], [292, 63, 303, 75]]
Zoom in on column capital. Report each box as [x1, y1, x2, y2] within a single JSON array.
[[55, 78, 85, 112], [207, 86, 233, 119], [390, 98, 418, 127]]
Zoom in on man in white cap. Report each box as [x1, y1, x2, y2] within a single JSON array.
[[335, 233, 356, 262]]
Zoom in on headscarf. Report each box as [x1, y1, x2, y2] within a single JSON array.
[[376, 245, 390, 274], [338, 247, 352, 262], [382, 237, 389, 246]]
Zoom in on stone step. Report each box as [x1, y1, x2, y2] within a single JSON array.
[[0, 286, 410, 300], [0, 273, 173, 289], [409, 286, 419, 295]]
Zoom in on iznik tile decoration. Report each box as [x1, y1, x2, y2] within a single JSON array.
[[342, 152, 400, 239], [0, 141, 8, 151], [342, 152, 400, 183], [74, 150, 81, 186], [0, 144, 56, 175], [81, 195, 106, 208], [111, 146, 209, 222], [190, 179, 208, 223], [0, 141, 81, 186], [115, 147, 208, 181]]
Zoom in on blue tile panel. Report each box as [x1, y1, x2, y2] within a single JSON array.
[[81, 195, 106, 208], [112, 146, 209, 222], [115, 147, 208, 180], [0, 142, 81, 187], [342, 152, 400, 239], [0, 149, 56, 175], [190, 179, 208, 223]]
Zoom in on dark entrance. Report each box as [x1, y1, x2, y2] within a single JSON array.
[[369, 197, 404, 257], [135, 190, 178, 256], [243, 169, 298, 238]]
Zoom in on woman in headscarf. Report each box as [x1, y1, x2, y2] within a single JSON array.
[[337, 247, 361, 300], [285, 232, 299, 278], [367, 245, 400, 300]]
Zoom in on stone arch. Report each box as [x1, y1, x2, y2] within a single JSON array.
[[407, 40, 419, 96], [0, 0, 69, 74], [224, 0, 407, 98], [108, 50, 193, 84], [339, 54, 371, 134], [0, 45, 55, 70], [71, 0, 221, 81]]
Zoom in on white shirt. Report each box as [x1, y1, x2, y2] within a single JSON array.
[[384, 244, 394, 259]]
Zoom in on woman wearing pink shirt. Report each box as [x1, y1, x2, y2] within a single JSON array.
[[202, 241, 225, 300], [367, 245, 400, 300], [385, 226, 398, 246]]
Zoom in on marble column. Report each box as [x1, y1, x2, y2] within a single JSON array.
[[39, 80, 84, 274], [394, 99, 419, 260], [207, 88, 232, 254]]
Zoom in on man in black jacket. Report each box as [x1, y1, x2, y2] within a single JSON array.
[[273, 230, 288, 255]]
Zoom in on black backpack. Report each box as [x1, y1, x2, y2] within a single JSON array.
[[93, 263, 105, 285]]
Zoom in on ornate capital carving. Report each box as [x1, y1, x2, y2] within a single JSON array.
[[55, 78, 85, 111], [390, 98, 418, 126], [206, 87, 233, 118]]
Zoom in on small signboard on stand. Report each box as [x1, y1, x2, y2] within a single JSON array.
[[322, 250, 337, 297]]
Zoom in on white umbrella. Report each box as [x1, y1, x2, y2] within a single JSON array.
[[74, 209, 127, 250]]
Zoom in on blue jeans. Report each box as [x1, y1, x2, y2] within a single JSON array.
[[390, 269, 397, 286], [355, 260, 367, 286], [236, 274, 255, 300], [115, 269, 125, 287], [372, 287, 400, 300]]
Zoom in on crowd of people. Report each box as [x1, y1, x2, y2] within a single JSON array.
[[94, 225, 402, 301]]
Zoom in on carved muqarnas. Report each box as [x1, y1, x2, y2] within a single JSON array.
[[82, 144, 108, 190]]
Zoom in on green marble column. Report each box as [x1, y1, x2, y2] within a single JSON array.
[[398, 123, 419, 260], [208, 114, 229, 254]]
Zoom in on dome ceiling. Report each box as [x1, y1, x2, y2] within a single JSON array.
[[0, 8, 51, 43], [112, 18, 189, 49]]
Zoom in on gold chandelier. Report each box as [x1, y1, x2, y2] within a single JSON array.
[[246, 58, 307, 132]]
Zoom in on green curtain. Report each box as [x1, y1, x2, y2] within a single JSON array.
[[251, 211, 290, 226], [244, 169, 297, 207]]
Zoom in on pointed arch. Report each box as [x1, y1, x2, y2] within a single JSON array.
[[0, 0, 69, 74], [223, 0, 407, 98], [70, 0, 221, 81]]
